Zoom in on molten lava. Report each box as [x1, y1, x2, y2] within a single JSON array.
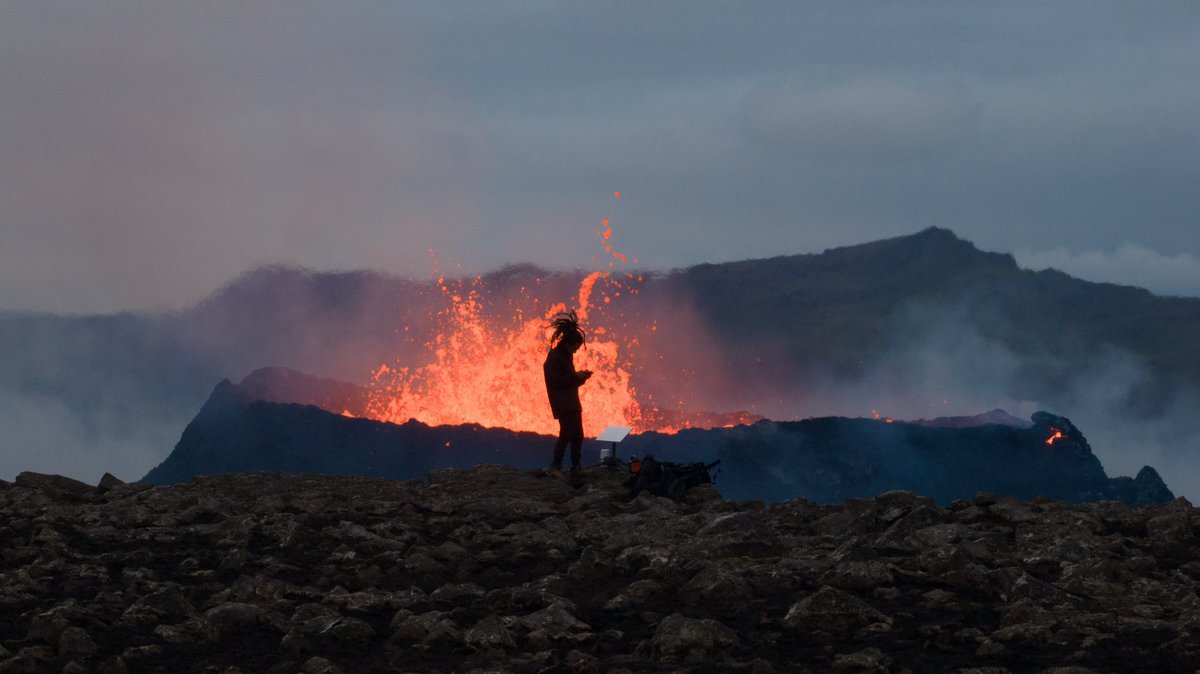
[[364, 271, 649, 438], [1045, 429, 1065, 446], [363, 199, 707, 437]]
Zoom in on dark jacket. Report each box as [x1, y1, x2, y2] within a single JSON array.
[[544, 343, 584, 419]]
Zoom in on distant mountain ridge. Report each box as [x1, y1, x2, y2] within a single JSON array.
[[667, 227, 1200, 385], [3, 228, 1199, 490]]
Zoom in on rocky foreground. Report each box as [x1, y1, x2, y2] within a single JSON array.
[[2, 468, 1200, 674]]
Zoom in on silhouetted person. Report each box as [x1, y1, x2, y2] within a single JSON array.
[[544, 311, 592, 476]]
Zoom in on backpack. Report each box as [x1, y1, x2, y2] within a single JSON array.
[[629, 455, 720, 499]]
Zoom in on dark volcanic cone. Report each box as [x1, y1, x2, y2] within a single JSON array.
[[143, 378, 1172, 506]]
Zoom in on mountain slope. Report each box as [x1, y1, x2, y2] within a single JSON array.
[[663, 227, 1200, 385]]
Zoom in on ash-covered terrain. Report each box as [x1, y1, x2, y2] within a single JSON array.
[[2, 467, 1199, 673]]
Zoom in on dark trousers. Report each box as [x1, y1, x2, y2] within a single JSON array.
[[552, 411, 584, 468]]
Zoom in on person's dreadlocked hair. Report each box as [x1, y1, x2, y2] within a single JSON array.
[[548, 310, 586, 348]]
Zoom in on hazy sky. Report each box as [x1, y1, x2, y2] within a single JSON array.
[[3, 2, 1198, 313]]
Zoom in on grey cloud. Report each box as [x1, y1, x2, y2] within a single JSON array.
[[741, 79, 983, 160], [1, 2, 1199, 313], [0, 3, 492, 313]]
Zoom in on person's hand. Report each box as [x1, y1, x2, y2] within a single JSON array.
[[579, 370, 593, 381]]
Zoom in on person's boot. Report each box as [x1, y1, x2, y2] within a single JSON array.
[[549, 463, 563, 473]]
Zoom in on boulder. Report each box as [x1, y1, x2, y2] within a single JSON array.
[[127, 585, 197, 621], [680, 562, 754, 607], [519, 604, 593, 649], [14, 472, 94, 501], [27, 601, 96, 643], [57, 627, 98, 658], [328, 618, 377, 647], [204, 602, 282, 642], [97, 473, 127, 492], [464, 615, 516, 653], [651, 613, 739, 660], [784, 586, 892, 633], [300, 657, 344, 674], [832, 646, 891, 672], [389, 611, 460, 645]]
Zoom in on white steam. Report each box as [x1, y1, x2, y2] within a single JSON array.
[[1015, 245, 1200, 298], [747, 296, 1200, 501]]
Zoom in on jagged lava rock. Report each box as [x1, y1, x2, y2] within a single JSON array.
[[3, 466, 1200, 672]]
